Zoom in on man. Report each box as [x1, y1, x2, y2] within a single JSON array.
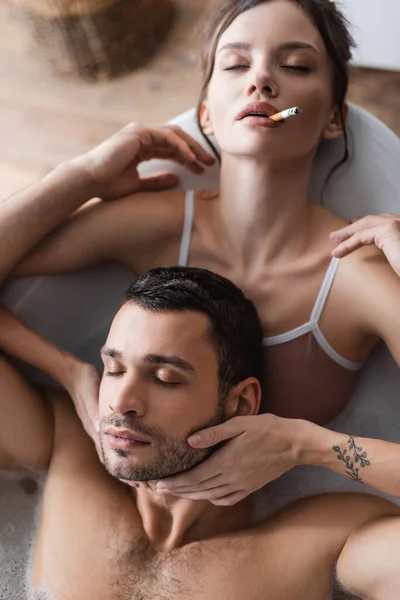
[[0, 264, 400, 599]]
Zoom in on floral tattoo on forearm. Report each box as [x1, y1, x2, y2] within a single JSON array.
[[332, 437, 371, 483]]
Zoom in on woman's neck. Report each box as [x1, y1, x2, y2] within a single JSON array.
[[216, 153, 315, 268]]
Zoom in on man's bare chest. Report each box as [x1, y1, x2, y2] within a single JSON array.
[[30, 497, 335, 600], [29, 432, 338, 600]]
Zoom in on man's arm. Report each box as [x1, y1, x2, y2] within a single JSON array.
[[0, 163, 95, 285], [337, 514, 400, 600], [9, 191, 182, 279]]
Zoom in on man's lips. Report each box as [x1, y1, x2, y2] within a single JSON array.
[[105, 428, 150, 443], [236, 102, 280, 121]]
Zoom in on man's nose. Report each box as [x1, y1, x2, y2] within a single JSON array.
[[108, 376, 146, 417], [246, 68, 277, 97]]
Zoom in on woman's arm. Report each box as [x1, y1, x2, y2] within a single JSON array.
[[0, 304, 100, 445], [0, 304, 100, 469], [0, 353, 53, 470], [0, 122, 214, 282]]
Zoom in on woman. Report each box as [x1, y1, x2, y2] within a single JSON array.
[[3, 0, 400, 503]]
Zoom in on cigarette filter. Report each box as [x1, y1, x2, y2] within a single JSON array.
[[269, 107, 301, 122]]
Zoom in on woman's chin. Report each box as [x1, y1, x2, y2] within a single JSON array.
[[221, 141, 299, 162]]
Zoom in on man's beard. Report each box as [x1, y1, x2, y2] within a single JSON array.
[[99, 400, 226, 482]]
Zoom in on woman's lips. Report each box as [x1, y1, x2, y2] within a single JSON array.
[[236, 101, 279, 120], [240, 115, 280, 128]]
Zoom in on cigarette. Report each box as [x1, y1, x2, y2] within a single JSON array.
[[269, 107, 301, 122]]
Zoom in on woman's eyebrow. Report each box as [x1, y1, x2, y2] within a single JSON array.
[[218, 42, 252, 54], [278, 41, 318, 54], [218, 41, 318, 55]]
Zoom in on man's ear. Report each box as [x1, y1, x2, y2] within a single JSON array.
[[322, 105, 346, 140], [200, 103, 214, 136], [225, 378, 262, 418]]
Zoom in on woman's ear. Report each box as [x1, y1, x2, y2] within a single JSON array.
[[225, 378, 262, 419], [200, 103, 214, 136], [322, 106, 345, 140]]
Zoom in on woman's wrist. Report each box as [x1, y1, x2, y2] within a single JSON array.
[[292, 418, 347, 468], [56, 353, 92, 396]]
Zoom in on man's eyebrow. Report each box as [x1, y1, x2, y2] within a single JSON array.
[[100, 346, 122, 359], [144, 354, 195, 373]]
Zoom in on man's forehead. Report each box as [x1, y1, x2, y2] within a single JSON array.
[[107, 303, 213, 356]]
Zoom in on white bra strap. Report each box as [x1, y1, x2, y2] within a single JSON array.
[[178, 191, 195, 267], [310, 257, 341, 325]]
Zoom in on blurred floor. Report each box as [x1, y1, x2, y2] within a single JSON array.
[[0, 0, 398, 197]]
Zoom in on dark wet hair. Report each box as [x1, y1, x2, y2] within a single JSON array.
[[123, 266, 264, 399], [197, 0, 355, 180]]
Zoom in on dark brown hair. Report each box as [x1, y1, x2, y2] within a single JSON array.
[[197, 0, 355, 178], [124, 266, 264, 400]]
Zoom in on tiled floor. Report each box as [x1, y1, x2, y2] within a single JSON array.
[[0, 0, 399, 199]]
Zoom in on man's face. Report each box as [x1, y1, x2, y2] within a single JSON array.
[[98, 304, 227, 482]]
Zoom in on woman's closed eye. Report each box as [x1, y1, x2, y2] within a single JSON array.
[[224, 64, 249, 71]]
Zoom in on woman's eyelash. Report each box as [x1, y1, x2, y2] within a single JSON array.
[[224, 65, 249, 71]]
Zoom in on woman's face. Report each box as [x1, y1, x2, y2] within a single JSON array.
[[205, 0, 342, 160]]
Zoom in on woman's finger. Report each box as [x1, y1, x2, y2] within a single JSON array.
[[330, 215, 400, 242], [144, 126, 213, 167], [134, 127, 197, 165], [157, 459, 223, 491], [167, 125, 216, 165], [138, 173, 179, 192], [210, 491, 246, 506], [158, 474, 226, 495], [161, 484, 235, 501], [331, 227, 378, 258]]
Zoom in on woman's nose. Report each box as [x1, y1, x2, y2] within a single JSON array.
[[246, 70, 277, 97], [108, 377, 146, 417]]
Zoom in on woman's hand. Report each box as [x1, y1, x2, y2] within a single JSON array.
[[330, 214, 400, 277], [63, 361, 102, 457], [156, 414, 299, 506], [72, 122, 216, 201]]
